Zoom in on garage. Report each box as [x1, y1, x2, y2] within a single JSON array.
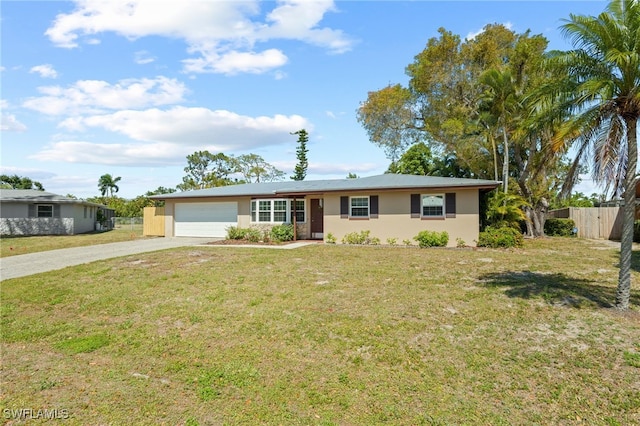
[[174, 202, 237, 237]]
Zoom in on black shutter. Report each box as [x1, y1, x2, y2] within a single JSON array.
[[445, 193, 456, 218], [28, 204, 36, 218], [340, 196, 349, 218], [410, 194, 420, 218], [370, 195, 379, 218], [54, 204, 61, 218]]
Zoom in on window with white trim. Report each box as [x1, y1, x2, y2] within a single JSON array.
[[422, 194, 444, 217], [251, 199, 306, 223], [350, 196, 369, 218], [291, 199, 305, 223], [37, 204, 54, 218]]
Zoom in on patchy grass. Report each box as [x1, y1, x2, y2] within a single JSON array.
[[1, 237, 639, 425], [0, 227, 144, 257]]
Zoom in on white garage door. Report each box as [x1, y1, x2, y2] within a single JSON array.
[[175, 202, 237, 237]]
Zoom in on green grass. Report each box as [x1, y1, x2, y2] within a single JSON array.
[[1, 237, 639, 425], [0, 226, 144, 257]]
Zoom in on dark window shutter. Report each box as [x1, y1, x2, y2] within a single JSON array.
[[28, 204, 36, 218], [445, 193, 456, 218], [340, 196, 349, 218], [410, 194, 420, 218], [370, 195, 379, 218], [53, 204, 61, 218]]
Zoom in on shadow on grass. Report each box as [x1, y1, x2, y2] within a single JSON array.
[[479, 270, 640, 309]]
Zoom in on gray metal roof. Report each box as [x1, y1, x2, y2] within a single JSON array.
[[152, 174, 501, 200], [0, 189, 109, 208]]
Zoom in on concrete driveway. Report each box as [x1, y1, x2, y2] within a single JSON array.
[[0, 237, 215, 280]]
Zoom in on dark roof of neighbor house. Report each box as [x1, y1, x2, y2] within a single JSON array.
[[0, 189, 110, 208], [152, 174, 501, 200]]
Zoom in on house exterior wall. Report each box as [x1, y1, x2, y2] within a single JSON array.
[[323, 189, 480, 247], [0, 201, 98, 235], [164, 196, 312, 238]]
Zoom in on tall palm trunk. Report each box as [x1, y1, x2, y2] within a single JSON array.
[[501, 123, 509, 193], [616, 117, 637, 310]]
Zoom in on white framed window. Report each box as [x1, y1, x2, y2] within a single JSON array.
[[422, 194, 444, 217], [251, 199, 306, 223], [291, 199, 306, 223], [37, 204, 54, 218], [350, 196, 369, 218]]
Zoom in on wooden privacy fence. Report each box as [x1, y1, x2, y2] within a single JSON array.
[[143, 206, 165, 236], [548, 207, 622, 240]]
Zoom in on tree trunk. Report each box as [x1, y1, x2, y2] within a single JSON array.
[[502, 125, 509, 193], [522, 198, 548, 238], [616, 117, 637, 310]]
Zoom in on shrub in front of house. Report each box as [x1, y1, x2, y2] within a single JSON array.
[[226, 226, 248, 240], [477, 226, 523, 248], [544, 218, 576, 237], [413, 230, 449, 248], [341, 230, 372, 245], [244, 227, 263, 242], [270, 224, 294, 242]]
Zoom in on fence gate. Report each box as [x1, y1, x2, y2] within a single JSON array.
[[548, 207, 622, 240], [143, 207, 165, 236]]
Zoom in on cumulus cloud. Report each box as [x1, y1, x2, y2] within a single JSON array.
[[22, 76, 187, 115], [29, 64, 59, 78], [45, 0, 353, 75], [35, 107, 311, 166]]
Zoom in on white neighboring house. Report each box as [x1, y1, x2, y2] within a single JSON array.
[[0, 189, 113, 236]]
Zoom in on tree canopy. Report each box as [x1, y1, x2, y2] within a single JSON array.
[[0, 174, 44, 190]]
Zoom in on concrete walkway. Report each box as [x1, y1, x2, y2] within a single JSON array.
[[0, 237, 214, 280], [0, 238, 320, 280]]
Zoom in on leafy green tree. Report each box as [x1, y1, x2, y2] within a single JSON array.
[[233, 153, 285, 183], [291, 129, 309, 181], [346, 173, 359, 179], [98, 173, 121, 197], [0, 174, 45, 190], [178, 151, 235, 191], [548, 0, 640, 309]]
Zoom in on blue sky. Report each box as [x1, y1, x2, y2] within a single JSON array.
[[1, 0, 608, 199]]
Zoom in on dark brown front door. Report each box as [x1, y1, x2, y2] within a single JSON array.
[[310, 198, 324, 239]]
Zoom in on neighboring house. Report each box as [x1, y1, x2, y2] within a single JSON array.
[[0, 189, 114, 236], [151, 174, 500, 247]]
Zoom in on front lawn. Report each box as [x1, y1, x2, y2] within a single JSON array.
[[1, 238, 639, 425], [0, 227, 145, 258]]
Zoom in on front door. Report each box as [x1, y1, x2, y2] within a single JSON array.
[[310, 198, 324, 239]]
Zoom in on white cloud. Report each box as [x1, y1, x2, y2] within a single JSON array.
[[134, 50, 156, 65], [183, 48, 288, 75], [1, 114, 27, 132], [29, 64, 59, 78], [1, 101, 27, 131], [22, 76, 187, 115], [35, 107, 311, 166], [45, 0, 353, 75], [0, 166, 56, 180], [466, 22, 513, 41], [60, 106, 310, 148]]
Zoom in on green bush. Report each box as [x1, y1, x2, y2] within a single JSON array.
[[325, 233, 337, 244], [477, 226, 524, 248], [226, 226, 247, 240], [270, 224, 294, 242], [341, 230, 372, 245], [244, 227, 263, 242], [413, 230, 449, 248], [544, 218, 576, 237]]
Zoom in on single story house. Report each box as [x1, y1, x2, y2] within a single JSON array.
[[151, 174, 500, 247], [0, 189, 114, 236]]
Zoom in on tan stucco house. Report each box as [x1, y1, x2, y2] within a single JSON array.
[[0, 189, 113, 236], [152, 174, 500, 247]]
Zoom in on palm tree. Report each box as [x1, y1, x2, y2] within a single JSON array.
[[479, 68, 520, 193], [98, 173, 122, 198], [550, 0, 640, 310]]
